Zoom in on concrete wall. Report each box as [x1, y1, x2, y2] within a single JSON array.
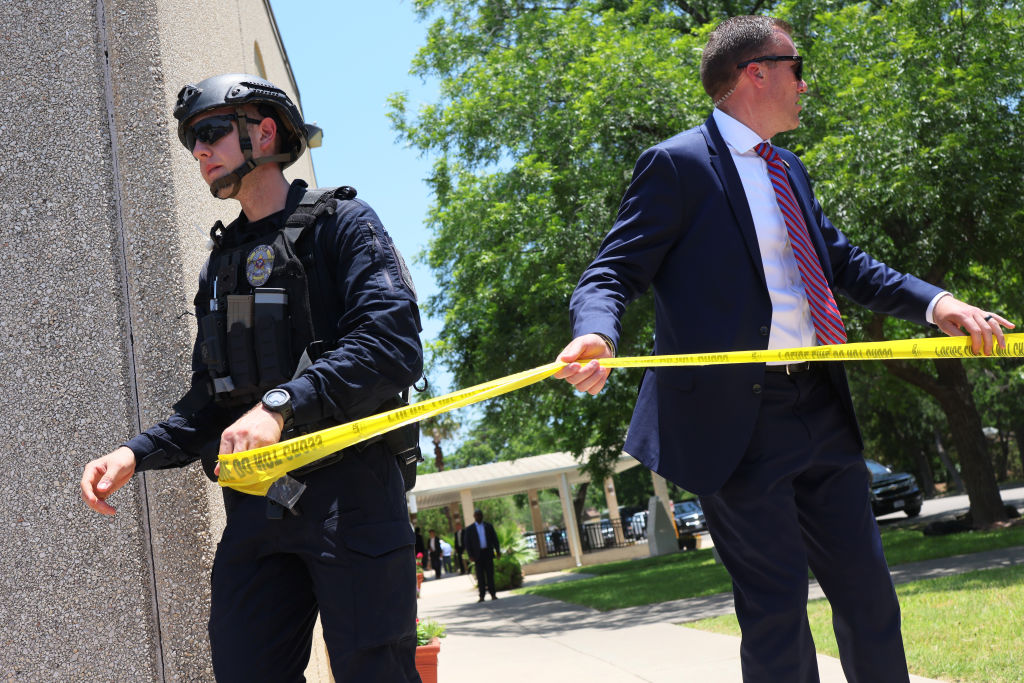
[[0, 1, 317, 679]]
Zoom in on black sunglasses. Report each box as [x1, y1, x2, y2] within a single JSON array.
[[185, 114, 264, 151], [736, 55, 803, 82]]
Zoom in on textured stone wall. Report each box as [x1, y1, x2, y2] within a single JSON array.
[[0, 1, 316, 679]]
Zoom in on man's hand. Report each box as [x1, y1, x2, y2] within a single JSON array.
[[933, 295, 1014, 356], [554, 333, 615, 395], [81, 447, 136, 515], [215, 405, 284, 476]]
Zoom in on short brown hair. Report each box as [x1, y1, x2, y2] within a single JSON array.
[[700, 16, 794, 103]]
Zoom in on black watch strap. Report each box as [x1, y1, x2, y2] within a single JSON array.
[[261, 388, 294, 431]]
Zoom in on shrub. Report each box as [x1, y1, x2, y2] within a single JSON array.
[[493, 555, 524, 590]]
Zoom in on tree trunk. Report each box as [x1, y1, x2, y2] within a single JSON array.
[[910, 447, 936, 498], [573, 481, 589, 525], [931, 359, 1007, 526], [867, 315, 1005, 524], [1013, 423, 1024, 480], [934, 428, 965, 494], [993, 415, 1009, 482], [433, 440, 444, 472]]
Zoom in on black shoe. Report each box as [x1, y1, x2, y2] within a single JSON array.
[[491, 594, 498, 600], [477, 597, 485, 603]]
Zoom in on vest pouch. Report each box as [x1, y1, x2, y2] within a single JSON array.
[[226, 294, 259, 395], [254, 288, 291, 387], [199, 310, 228, 376]]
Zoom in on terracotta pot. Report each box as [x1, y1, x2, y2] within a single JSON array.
[[416, 572, 424, 596], [415, 637, 441, 683]]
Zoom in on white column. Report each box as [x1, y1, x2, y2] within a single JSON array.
[[651, 471, 674, 521], [558, 473, 583, 566], [527, 488, 547, 558], [460, 488, 475, 528]]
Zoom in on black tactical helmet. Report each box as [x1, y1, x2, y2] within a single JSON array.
[[173, 73, 323, 198]]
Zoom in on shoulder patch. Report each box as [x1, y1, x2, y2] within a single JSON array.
[[246, 244, 275, 286]]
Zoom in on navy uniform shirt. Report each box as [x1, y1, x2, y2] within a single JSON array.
[[124, 181, 423, 472]]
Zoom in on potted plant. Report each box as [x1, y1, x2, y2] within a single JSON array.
[[415, 618, 446, 683], [416, 553, 425, 596]]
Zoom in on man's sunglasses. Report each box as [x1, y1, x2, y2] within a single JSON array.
[[185, 114, 264, 151], [736, 55, 803, 82]]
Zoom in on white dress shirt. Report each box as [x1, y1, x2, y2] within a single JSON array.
[[713, 108, 817, 356], [474, 521, 487, 548], [711, 108, 946, 357]]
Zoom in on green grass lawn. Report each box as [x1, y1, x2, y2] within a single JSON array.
[[876, 524, 1024, 566], [518, 524, 1024, 611], [688, 564, 1024, 683], [518, 548, 733, 611]]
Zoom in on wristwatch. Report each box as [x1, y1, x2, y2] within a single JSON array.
[[261, 388, 294, 431]]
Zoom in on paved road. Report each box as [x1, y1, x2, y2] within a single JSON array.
[[876, 483, 1024, 527]]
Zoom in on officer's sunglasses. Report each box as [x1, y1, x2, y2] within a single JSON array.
[[736, 55, 804, 82], [185, 114, 264, 151]]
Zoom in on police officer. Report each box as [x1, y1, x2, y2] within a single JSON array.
[[80, 74, 424, 682]]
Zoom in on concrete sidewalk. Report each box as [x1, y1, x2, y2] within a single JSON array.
[[415, 545, 1024, 682]]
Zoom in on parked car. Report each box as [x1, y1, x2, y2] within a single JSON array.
[[866, 459, 923, 518], [629, 510, 648, 539], [618, 505, 645, 538], [673, 499, 706, 550]]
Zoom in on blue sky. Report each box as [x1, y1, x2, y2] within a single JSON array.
[[268, 0, 441, 349]]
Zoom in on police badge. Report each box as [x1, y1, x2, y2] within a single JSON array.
[[246, 245, 275, 286]]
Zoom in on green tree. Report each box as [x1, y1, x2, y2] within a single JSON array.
[[391, 0, 722, 480], [789, 0, 1024, 525], [394, 0, 1024, 527]]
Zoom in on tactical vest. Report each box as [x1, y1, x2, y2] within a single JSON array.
[[179, 186, 422, 488]]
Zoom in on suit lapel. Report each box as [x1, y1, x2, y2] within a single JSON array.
[[701, 116, 767, 287]]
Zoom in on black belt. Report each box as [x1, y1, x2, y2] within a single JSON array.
[[765, 361, 813, 375]]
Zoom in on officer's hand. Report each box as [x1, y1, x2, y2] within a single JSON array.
[[219, 404, 284, 458], [81, 447, 136, 515], [933, 295, 1014, 356], [553, 333, 614, 395]]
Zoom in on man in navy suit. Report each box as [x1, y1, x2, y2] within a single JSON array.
[[556, 15, 1010, 683]]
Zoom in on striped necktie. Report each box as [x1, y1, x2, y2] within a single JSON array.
[[755, 142, 847, 345]]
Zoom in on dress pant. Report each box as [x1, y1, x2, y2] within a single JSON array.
[[209, 444, 419, 682], [699, 367, 908, 683], [474, 552, 497, 598], [430, 552, 442, 579]]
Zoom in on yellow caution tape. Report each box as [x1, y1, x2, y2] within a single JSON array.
[[218, 333, 1024, 495]]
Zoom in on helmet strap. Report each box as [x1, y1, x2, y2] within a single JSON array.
[[208, 107, 293, 200]]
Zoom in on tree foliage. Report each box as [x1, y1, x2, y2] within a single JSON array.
[[391, 0, 722, 478], [788, 0, 1024, 524]]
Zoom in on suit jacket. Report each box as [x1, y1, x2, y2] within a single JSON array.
[[427, 536, 441, 562], [453, 528, 464, 553], [570, 114, 941, 495], [464, 522, 500, 562]]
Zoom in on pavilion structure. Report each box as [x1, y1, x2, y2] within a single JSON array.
[[408, 451, 674, 568]]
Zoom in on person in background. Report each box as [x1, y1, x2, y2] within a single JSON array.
[[453, 521, 468, 574], [427, 529, 443, 579], [464, 509, 502, 602], [439, 536, 453, 574]]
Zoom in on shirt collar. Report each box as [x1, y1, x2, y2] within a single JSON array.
[[712, 108, 767, 155]]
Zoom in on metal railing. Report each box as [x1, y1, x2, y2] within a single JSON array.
[[522, 517, 649, 558]]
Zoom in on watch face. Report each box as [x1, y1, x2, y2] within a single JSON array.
[[264, 389, 289, 408]]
